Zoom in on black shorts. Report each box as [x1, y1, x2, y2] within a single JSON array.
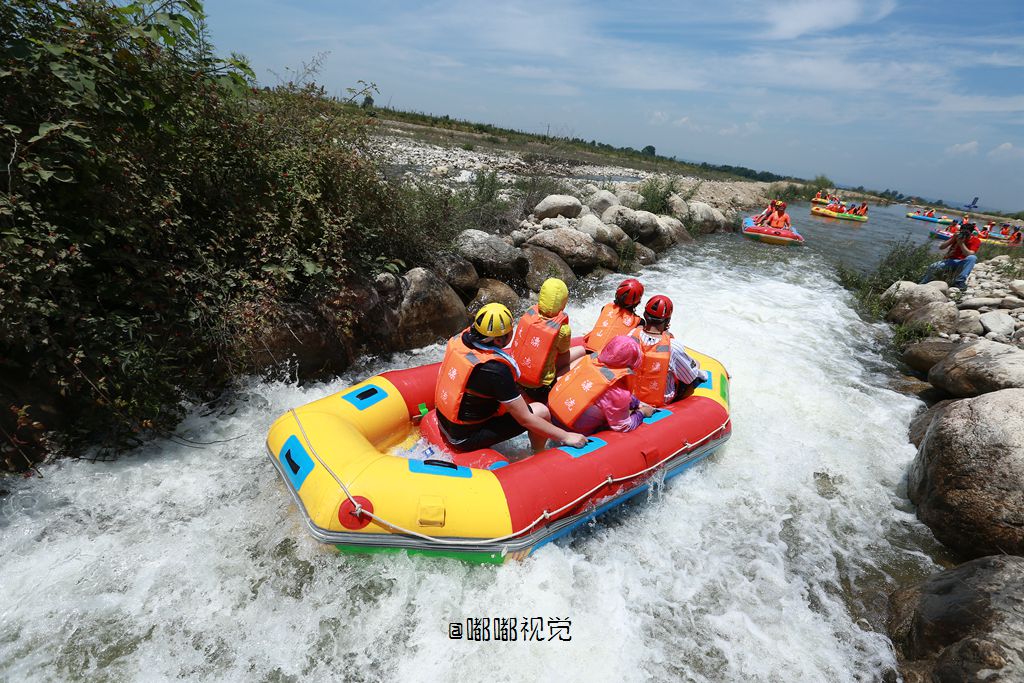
[[520, 384, 553, 404], [438, 413, 527, 452]]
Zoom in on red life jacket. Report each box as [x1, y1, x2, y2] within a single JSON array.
[[435, 331, 517, 425], [583, 303, 642, 353], [549, 355, 631, 429], [628, 329, 673, 406], [768, 211, 790, 229], [508, 305, 568, 388]]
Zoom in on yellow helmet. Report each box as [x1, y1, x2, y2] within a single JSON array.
[[472, 303, 514, 337]]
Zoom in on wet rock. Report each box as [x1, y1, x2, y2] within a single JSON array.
[[455, 229, 526, 280], [658, 215, 693, 245], [521, 245, 577, 292], [524, 228, 600, 270], [928, 339, 1024, 396], [606, 223, 630, 246], [888, 555, 1024, 682], [431, 252, 479, 299], [883, 281, 950, 323], [903, 339, 957, 374], [620, 209, 661, 243], [594, 243, 620, 271], [586, 190, 619, 217], [907, 399, 954, 448], [468, 278, 521, 316], [395, 268, 469, 349], [634, 243, 657, 265], [533, 194, 582, 220], [687, 201, 728, 233], [979, 311, 1016, 337], [908, 388, 1024, 557]]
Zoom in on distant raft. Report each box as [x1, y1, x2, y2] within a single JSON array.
[[929, 228, 1020, 247], [266, 355, 732, 564], [811, 197, 829, 204], [741, 216, 804, 246], [907, 213, 955, 225], [810, 206, 867, 222]]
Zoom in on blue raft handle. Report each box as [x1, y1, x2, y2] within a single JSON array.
[[423, 459, 459, 470]]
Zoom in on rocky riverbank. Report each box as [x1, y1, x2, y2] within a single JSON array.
[[879, 258, 1024, 680]]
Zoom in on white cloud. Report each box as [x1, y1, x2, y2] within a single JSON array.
[[945, 141, 979, 155], [761, 0, 895, 40], [988, 142, 1024, 160], [649, 111, 670, 125]]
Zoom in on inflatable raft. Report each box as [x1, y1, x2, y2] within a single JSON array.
[[266, 352, 732, 563], [810, 206, 867, 222], [929, 228, 1020, 247], [741, 217, 804, 246], [907, 213, 954, 225], [811, 197, 829, 204]]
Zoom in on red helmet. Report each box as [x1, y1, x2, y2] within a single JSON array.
[[644, 294, 673, 320], [777, 202, 787, 210], [615, 278, 644, 307]]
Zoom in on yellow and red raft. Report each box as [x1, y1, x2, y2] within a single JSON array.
[[266, 351, 731, 563]]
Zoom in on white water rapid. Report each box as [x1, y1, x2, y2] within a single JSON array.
[[1, 237, 942, 681]]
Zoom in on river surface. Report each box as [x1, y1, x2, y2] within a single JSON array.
[[0, 204, 948, 681]]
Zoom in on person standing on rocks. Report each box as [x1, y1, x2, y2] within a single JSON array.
[[582, 278, 645, 353], [919, 222, 981, 291], [434, 303, 587, 453]]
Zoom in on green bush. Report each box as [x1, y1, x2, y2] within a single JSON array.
[[638, 177, 677, 214], [0, 0, 421, 460], [838, 240, 938, 318]]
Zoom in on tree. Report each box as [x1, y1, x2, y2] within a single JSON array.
[[360, 93, 374, 109], [641, 145, 656, 157]]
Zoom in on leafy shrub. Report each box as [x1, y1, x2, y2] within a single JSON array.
[[638, 177, 677, 214], [838, 240, 937, 318]]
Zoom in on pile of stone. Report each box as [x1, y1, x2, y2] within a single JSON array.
[[881, 258, 1024, 680]]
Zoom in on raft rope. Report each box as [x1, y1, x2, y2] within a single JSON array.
[[289, 408, 730, 548]]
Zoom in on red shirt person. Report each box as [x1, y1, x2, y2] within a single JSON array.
[[919, 223, 981, 291]]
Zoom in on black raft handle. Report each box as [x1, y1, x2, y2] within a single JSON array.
[[423, 459, 459, 470]]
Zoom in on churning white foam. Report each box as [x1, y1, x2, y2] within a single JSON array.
[[0, 237, 938, 681]]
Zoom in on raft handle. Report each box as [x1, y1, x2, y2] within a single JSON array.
[[423, 458, 460, 470]]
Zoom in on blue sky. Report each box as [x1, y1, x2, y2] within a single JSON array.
[[206, 0, 1024, 211]]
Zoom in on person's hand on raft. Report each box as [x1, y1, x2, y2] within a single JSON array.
[[639, 403, 656, 418], [563, 432, 587, 448]]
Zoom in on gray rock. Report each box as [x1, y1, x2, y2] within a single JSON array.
[[923, 280, 949, 294], [395, 268, 470, 349], [601, 204, 635, 228], [634, 243, 657, 265], [903, 339, 957, 374], [929, 339, 1024, 396], [667, 193, 689, 221], [888, 555, 1024, 683], [539, 216, 570, 231], [524, 228, 600, 270], [586, 190, 619, 217], [520, 245, 577, 292], [956, 309, 985, 336], [620, 209, 661, 242], [575, 214, 614, 246], [509, 228, 537, 247], [455, 229, 526, 280], [980, 311, 1016, 337], [605, 224, 629, 246], [616, 189, 643, 209], [883, 281, 950, 323], [1011, 280, 1024, 298], [907, 399, 955, 448], [1001, 296, 1024, 309], [959, 297, 1004, 310], [594, 243, 620, 271], [908, 388, 1024, 557], [533, 194, 582, 220], [657, 215, 693, 245], [903, 302, 959, 335], [467, 278, 521, 316], [687, 201, 729, 233], [430, 253, 479, 299]]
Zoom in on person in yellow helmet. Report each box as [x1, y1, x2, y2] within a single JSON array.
[[435, 302, 587, 453], [509, 278, 585, 403]]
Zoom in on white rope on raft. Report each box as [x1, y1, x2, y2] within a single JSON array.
[[289, 408, 731, 548]]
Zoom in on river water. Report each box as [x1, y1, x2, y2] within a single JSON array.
[[0, 202, 948, 681]]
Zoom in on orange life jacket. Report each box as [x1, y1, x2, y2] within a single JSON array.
[[508, 305, 568, 388], [926, 210, 935, 217], [980, 229, 990, 238], [1011, 233, 1022, 245], [435, 331, 518, 425], [1001, 227, 1011, 236], [814, 191, 822, 199], [628, 328, 673, 406], [768, 211, 790, 229], [583, 303, 642, 353], [549, 355, 631, 429]]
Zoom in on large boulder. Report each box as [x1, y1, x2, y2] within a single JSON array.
[[394, 268, 470, 349], [586, 190, 619, 217], [888, 555, 1024, 683], [594, 243, 620, 271], [928, 340, 1024, 396], [903, 301, 959, 335], [524, 228, 600, 270], [616, 188, 643, 209], [908, 388, 1024, 557], [903, 339, 957, 374], [533, 194, 582, 220], [575, 213, 614, 246], [467, 278, 521, 316], [657, 215, 693, 245], [1011, 280, 1024, 298], [431, 252, 479, 300], [666, 193, 689, 222], [979, 311, 1016, 337], [601, 204, 635, 229], [687, 201, 728, 233], [883, 281, 951, 324], [455, 229, 526, 280], [521, 245, 577, 292], [634, 243, 657, 265], [907, 399, 955, 448], [620, 209, 661, 243], [956, 309, 984, 336]]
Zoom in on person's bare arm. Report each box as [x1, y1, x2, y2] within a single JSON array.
[[504, 396, 586, 447]]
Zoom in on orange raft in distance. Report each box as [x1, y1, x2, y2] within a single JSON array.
[[265, 349, 731, 564], [741, 217, 804, 246]]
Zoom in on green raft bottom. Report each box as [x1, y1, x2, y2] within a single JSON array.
[[337, 544, 508, 565]]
